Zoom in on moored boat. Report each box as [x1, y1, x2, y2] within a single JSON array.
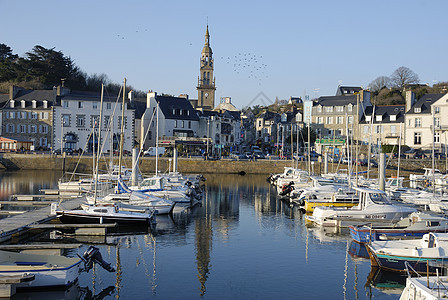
[[366, 232, 448, 275], [349, 211, 448, 243], [306, 187, 417, 227]]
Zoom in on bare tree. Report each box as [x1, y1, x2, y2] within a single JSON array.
[[369, 76, 391, 93], [390, 66, 420, 90]]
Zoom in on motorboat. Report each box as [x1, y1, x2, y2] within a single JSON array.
[[58, 177, 112, 194], [366, 232, 448, 275], [306, 187, 417, 227], [410, 168, 444, 182], [400, 274, 448, 299], [0, 246, 114, 289], [302, 187, 359, 213], [349, 211, 448, 243]]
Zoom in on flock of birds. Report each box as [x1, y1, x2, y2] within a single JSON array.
[[218, 52, 268, 86]]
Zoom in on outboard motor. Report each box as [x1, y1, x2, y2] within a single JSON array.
[[80, 246, 115, 273], [279, 181, 294, 197]]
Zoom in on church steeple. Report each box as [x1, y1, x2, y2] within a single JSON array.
[[197, 25, 216, 111]]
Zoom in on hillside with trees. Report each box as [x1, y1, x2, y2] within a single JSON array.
[[0, 43, 145, 96]]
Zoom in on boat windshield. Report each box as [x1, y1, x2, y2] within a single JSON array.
[[369, 192, 390, 204]]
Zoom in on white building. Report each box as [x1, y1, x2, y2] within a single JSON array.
[[53, 89, 135, 153], [139, 92, 200, 149], [405, 91, 448, 152]]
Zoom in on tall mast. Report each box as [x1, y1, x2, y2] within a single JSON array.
[[93, 84, 104, 204], [155, 101, 159, 175], [118, 78, 126, 179]]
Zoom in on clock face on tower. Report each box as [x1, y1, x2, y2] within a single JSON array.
[[205, 93, 209, 98]]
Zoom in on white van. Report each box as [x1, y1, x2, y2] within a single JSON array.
[[143, 147, 166, 156]]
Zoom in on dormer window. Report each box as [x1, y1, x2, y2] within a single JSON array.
[[365, 116, 371, 122], [10, 100, 14, 108], [347, 104, 353, 112], [43, 100, 48, 109], [414, 107, 421, 113], [376, 115, 382, 122], [32, 100, 37, 109], [390, 115, 396, 121], [21, 100, 26, 108], [317, 105, 322, 113]]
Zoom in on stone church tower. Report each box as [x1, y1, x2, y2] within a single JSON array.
[[196, 25, 216, 111]]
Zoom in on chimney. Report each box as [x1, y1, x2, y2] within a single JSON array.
[[405, 91, 416, 111], [9, 85, 22, 99], [56, 85, 70, 96], [128, 90, 134, 102]]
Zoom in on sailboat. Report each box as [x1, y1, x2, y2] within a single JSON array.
[[55, 82, 156, 225]]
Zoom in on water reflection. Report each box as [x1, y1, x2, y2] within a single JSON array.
[[1, 172, 403, 299]]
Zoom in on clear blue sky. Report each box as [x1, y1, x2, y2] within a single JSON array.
[[1, 0, 447, 109]]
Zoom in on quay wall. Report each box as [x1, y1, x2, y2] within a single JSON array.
[[0, 153, 443, 175]]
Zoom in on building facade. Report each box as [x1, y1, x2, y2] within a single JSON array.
[[1, 86, 54, 151], [54, 89, 135, 153]]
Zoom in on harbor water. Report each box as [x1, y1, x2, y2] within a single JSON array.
[[0, 170, 402, 299]]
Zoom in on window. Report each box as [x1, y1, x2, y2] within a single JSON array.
[[76, 115, 85, 127], [91, 115, 100, 127], [118, 117, 127, 130], [435, 106, 440, 114], [40, 112, 48, 120], [106, 103, 112, 110], [43, 100, 48, 109], [93, 102, 98, 109], [78, 101, 83, 109], [31, 112, 37, 119], [325, 106, 333, 113], [390, 125, 396, 135], [435, 132, 440, 143], [435, 117, 440, 127], [63, 101, 69, 108], [376, 115, 382, 122], [415, 118, 421, 128], [62, 115, 70, 127], [363, 125, 369, 134], [317, 117, 323, 124], [258, 120, 262, 127], [317, 106, 322, 113], [375, 125, 383, 134], [414, 132, 422, 145], [9, 112, 15, 119], [181, 121, 185, 128], [40, 125, 48, 134], [104, 116, 111, 128], [390, 115, 396, 121], [365, 116, 371, 122], [326, 117, 333, 124], [414, 107, 421, 113], [40, 138, 47, 147], [188, 121, 191, 128], [32, 100, 37, 108], [30, 125, 37, 133], [336, 106, 343, 112], [336, 116, 343, 124], [9, 100, 14, 108], [347, 105, 353, 112], [6, 124, 14, 133], [174, 120, 177, 128], [348, 116, 353, 124], [21, 100, 25, 108]]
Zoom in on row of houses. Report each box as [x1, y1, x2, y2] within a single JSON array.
[[0, 85, 242, 155]]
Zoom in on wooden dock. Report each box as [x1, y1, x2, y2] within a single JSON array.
[[0, 197, 84, 243]]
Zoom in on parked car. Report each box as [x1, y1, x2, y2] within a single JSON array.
[[52, 148, 73, 155]]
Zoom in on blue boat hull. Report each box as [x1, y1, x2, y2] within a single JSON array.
[[349, 226, 438, 244]]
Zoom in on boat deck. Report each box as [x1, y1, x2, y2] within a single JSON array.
[[0, 197, 84, 243]]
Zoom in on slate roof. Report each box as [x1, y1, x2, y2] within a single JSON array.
[[2, 90, 56, 108], [130, 98, 147, 119], [360, 105, 405, 124], [59, 90, 119, 103], [314, 95, 357, 106], [406, 93, 445, 114], [336, 86, 362, 96], [156, 95, 199, 121]]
